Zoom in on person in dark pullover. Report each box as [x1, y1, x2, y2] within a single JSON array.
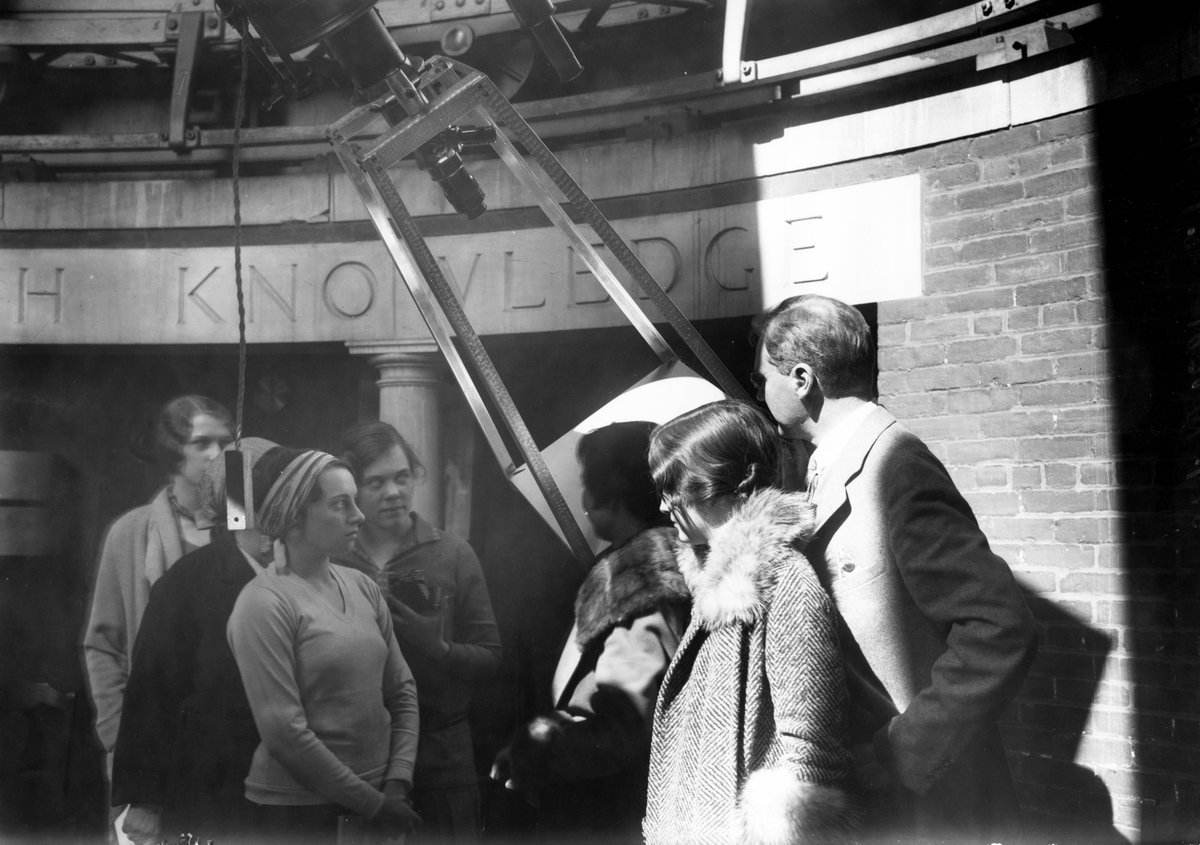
[[338, 421, 503, 845]]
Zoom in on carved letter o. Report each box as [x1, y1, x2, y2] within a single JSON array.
[[322, 262, 377, 319]]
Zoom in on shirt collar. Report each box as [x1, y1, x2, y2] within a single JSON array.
[[809, 400, 878, 473]]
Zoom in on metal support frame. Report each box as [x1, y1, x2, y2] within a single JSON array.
[[167, 9, 206, 150], [328, 57, 748, 567]]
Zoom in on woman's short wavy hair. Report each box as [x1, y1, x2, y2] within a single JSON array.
[[649, 400, 782, 510], [576, 420, 664, 525], [154, 395, 233, 475]]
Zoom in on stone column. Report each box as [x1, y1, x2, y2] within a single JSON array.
[[347, 340, 446, 528]]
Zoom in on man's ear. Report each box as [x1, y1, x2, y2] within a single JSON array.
[[789, 363, 816, 399]]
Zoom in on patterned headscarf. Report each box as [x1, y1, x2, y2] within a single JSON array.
[[257, 450, 338, 540]]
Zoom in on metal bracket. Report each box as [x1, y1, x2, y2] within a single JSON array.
[[165, 10, 206, 150], [328, 58, 749, 567]]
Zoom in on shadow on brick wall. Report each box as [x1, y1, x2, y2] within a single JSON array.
[[1007, 590, 1127, 845], [1090, 20, 1200, 842]]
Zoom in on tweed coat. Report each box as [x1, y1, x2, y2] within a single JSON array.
[[643, 489, 855, 845], [805, 403, 1039, 840]]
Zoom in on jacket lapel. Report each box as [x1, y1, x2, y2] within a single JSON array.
[[811, 405, 897, 534]]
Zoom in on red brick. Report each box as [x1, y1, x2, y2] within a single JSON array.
[[924, 245, 958, 267], [1014, 276, 1088, 305], [878, 344, 947, 370], [1030, 220, 1103, 252], [1022, 490, 1102, 513], [1041, 111, 1095, 141], [982, 516, 1057, 542], [945, 438, 1018, 463], [909, 314, 970, 340], [974, 465, 1010, 488], [1018, 436, 1094, 461], [973, 313, 1004, 335], [969, 124, 1042, 158], [883, 392, 947, 418], [1017, 381, 1096, 406], [960, 233, 1031, 263], [934, 139, 972, 166], [1012, 466, 1043, 489], [1041, 302, 1079, 326], [980, 357, 1056, 385], [979, 158, 1017, 181], [1066, 191, 1100, 217], [1054, 406, 1114, 434], [1059, 572, 1122, 595], [945, 386, 1017, 413], [1020, 327, 1094, 355], [1074, 299, 1106, 324], [1056, 679, 1129, 708], [943, 288, 1014, 314], [1008, 306, 1041, 330], [947, 335, 1017, 363], [1025, 546, 1098, 573], [956, 182, 1025, 211], [924, 162, 981, 190], [923, 264, 993, 294], [1053, 351, 1107, 379], [1049, 137, 1092, 166], [876, 372, 909, 395], [1041, 622, 1115, 653], [1066, 245, 1103, 273], [1044, 463, 1078, 487], [877, 323, 907, 344], [1078, 462, 1113, 486], [1016, 147, 1053, 175], [980, 409, 1056, 437], [993, 199, 1067, 233], [908, 364, 984, 391], [877, 296, 946, 323], [1054, 517, 1115, 543], [927, 213, 993, 244], [908, 415, 981, 442], [924, 193, 958, 218], [1024, 167, 1092, 198], [996, 254, 1064, 284]]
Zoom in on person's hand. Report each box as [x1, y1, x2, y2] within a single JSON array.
[[489, 745, 539, 807], [374, 782, 422, 835], [386, 596, 450, 659], [122, 804, 162, 845]]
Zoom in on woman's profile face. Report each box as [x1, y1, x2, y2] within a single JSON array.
[[298, 467, 365, 556], [660, 494, 734, 547]]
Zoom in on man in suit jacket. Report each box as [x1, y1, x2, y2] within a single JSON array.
[[752, 294, 1039, 843]]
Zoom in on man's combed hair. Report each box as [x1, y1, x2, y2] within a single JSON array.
[[753, 295, 875, 400], [340, 420, 426, 482], [649, 400, 781, 509]]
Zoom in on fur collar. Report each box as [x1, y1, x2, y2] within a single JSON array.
[[676, 488, 815, 630], [575, 526, 690, 650]]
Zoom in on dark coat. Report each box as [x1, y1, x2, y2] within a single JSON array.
[[644, 489, 855, 845], [805, 404, 1040, 841], [111, 529, 260, 841], [509, 526, 690, 842]]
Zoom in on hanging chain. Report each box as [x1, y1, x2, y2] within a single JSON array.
[[232, 30, 250, 449]]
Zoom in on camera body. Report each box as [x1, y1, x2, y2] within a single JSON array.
[[388, 568, 441, 615]]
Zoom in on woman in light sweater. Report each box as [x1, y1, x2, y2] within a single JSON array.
[[227, 447, 421, 844]]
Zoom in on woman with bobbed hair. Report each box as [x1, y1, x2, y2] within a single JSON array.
[[85, 395, 233, 769], [493, 420, 691, 843], [643, 400, 856, 845], [227, 447, 421, 844]]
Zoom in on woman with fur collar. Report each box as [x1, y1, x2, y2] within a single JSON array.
[[491, 421, 691, 843], [644, 400, 856, 845]]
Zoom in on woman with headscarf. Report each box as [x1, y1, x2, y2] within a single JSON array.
[[112, 437, 277, 845], [227, 447, 421, 845], [643, 400, 856, 845]]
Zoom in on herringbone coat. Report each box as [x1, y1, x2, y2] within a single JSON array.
[[644, 489, 855, 845]]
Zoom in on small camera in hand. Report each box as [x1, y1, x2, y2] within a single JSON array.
[[388, 568, 441, 615]]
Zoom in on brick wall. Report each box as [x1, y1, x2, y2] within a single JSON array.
[[812, 94, 1199, 843]]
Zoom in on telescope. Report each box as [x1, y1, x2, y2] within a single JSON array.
[[217, 0, 581, 219], [217, 0, 746, 563]]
